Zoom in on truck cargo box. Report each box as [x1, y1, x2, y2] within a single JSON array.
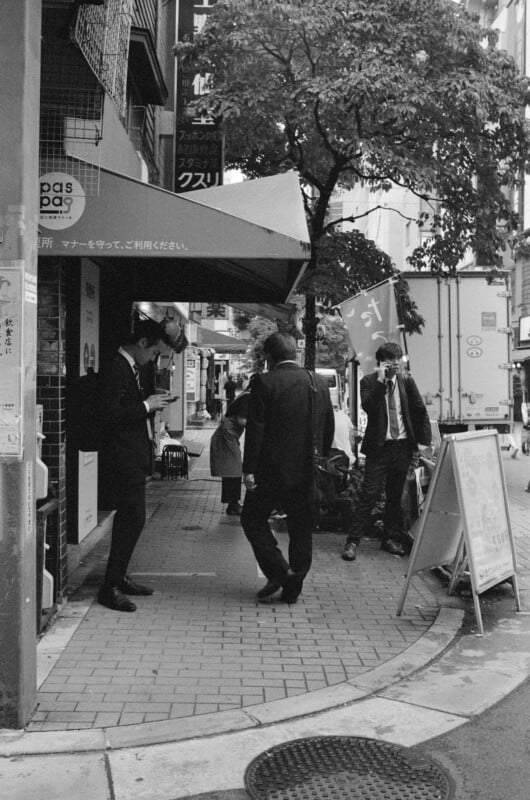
[[402, 271, 512, 433]]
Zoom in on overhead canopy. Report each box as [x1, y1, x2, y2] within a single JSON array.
[[38, 166, 310, 302], [197, 328, 249, 354], [228, 301, 298, 326]]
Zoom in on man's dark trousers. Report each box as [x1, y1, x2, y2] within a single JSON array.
[[345, 440, 410, 545], [241, 480, 314, 598], [104, 469, 146, 586]]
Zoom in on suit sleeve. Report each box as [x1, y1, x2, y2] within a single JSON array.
[[242, 375, 267, 474], [99, 360, 148, 429], [360, 374, 386, 415], [406, 376, 432, 446]]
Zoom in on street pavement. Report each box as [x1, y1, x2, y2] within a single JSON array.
[[1, 427, 530, 799]]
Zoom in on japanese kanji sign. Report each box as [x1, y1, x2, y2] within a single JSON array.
[[339, 279, 400, 375], [175, 125, 224, 192], [0, 265, 22, 455]]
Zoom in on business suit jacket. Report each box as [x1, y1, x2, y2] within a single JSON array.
[[360, 371, 431, 457], [243, 363, 335, 487], [99, 352, 152, 480]]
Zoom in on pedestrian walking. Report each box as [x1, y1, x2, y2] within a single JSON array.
[[341, 341, 431, 562], [209, 391, 250, 515], [224, 374, 237, 404], [241, 333, 334, 604], [97, 319, 172, 612]]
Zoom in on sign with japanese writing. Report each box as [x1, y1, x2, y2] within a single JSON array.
[[39, 172, 86, 230], [0, 265, 22, 455], [339, 280, 400, 374], [175, 125, 224, 192]]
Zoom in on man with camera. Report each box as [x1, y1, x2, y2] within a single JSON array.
[[341, 341, 431, 561]]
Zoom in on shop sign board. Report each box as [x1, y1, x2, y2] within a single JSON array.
[[397, 430, 521, 635]]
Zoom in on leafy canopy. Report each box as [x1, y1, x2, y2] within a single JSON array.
[[176, 0, 529, 271]]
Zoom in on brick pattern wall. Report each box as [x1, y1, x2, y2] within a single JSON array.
[[37, 258, 68, 600]]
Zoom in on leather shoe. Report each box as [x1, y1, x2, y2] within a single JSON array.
[[118, 575, 153, 596], [381, 538, 406, 556], [256, 579, 282, 600], [342, 543, 357, 561], [97, 586, 136, 612], [279, 593, 298, 604]]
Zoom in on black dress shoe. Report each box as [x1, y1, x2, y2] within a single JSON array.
[[256, 579, 282, 600], [279, 593, 298, 604], [118, 575, 154, 596], [381, 538, 406, 556], [342, 543, 357, 561], [97, 586, 137, 612]]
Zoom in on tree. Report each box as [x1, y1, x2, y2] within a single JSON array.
[[176, 0, 529, 368]]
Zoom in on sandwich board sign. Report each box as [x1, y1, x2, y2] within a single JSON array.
[[397, 429, 520, 635]]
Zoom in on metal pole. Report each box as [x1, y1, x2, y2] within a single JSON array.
[[0, 0, 41, 727]]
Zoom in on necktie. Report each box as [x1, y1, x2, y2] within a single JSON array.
[[133, 364, 142, 395], [387, 380, 400, 439]]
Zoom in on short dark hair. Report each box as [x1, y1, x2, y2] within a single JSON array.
[[375, 341, 403, 363], [126, 319, 170, 348], [263, 332, 297, 362]]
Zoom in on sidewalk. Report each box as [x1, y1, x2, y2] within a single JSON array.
[[1, 431, 530, 799]]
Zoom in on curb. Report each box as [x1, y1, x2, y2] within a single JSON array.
[[0, 606, 463, 757]]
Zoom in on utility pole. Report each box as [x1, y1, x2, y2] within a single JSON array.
[[0, 0, 41, 727]]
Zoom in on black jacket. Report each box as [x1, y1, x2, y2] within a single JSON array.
[[99, 352, 152, 478], [243, 363, 335, 487], [360, 371, 431, 457]]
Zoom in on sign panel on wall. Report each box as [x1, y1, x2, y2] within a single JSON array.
[[0, 264, 23, 455]]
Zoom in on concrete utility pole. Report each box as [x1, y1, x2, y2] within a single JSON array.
[[0, 0, 41, 727]]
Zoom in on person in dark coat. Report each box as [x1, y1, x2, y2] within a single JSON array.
[[224, 374, 237, 404], [97, 320, 172, 612], [210, 392, 250, 515], [241, 333, 335, 604], [341, 341, 431, 562]]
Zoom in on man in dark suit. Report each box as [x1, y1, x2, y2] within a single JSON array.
[[241, 333, 334, 604], [342, 341, 431, 561], [97, 320, 172, 612]]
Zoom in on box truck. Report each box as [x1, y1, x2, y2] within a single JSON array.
[[401, 271, 513, 435]]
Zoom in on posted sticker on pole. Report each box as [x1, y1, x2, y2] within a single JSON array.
[[397, 430, 520, 635]]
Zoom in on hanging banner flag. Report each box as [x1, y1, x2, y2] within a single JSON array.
[[339, 279, 400, 375]]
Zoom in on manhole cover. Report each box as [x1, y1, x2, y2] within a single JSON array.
[[244, 736, 453, 799]]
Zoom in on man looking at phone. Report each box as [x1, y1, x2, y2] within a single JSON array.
[[341, 341, 431, 561], [97, 319, 173, 611]]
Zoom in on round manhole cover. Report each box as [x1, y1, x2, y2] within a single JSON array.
[[244, 736, 453, 799]]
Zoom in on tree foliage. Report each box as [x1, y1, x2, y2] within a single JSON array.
[[176, 0, 529, 363]]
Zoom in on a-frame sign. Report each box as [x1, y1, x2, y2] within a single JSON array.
[[397, 430, 521, 635]]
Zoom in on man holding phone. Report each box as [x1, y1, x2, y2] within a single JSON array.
[[341, 341, 431, 561], [97, 319, 173, 611]]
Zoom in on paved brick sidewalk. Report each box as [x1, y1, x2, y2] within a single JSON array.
[[29, 423, 440, 731]]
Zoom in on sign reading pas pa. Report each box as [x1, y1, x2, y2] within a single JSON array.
[[39, 173, 86, 231]]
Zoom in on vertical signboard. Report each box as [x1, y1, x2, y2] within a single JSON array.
[[77, 259, 99, 541], [175, 0, 224, 192], [0, 264, 23, 455]]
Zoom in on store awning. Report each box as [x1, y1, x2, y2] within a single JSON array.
[[38, 167, 310, 302], [228, 301, 298, 326], [197, 329, 249, 354]]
